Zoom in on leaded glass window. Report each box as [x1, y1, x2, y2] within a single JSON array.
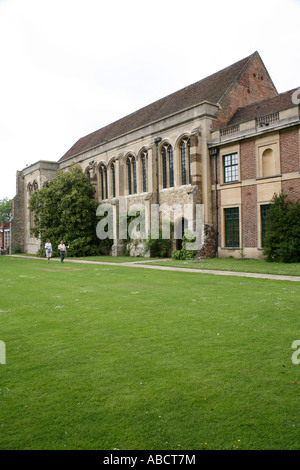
[[99, 164, 107, 200], [223, 153, 239, 183], [180, 138, 191, 185], [162, 147, 167, 188], [132, 157, 137, 194], [141, 152, 147, 193], [224, 207, 240, 247], [161, 144, 174, 188], [111, 162, 116, 198], [127, 158, 132, 195], [169, 147, 174, 187]]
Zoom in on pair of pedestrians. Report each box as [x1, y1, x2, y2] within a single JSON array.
[[44, 239, 67, 264]]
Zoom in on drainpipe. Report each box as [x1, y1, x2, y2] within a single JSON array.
[[209, 148, 219, 258]]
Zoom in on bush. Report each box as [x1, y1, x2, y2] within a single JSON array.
[[263, 192, 300, 263], [172, 231, 197, 260], [145, 236, 172, 258]]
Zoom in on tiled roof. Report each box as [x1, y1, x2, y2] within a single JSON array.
[[227, 88, 298, 126], [59, 53, 258, 162]]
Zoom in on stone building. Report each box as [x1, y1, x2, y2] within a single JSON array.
[[0, 223, 10, 254], [10, 51, 300, 258]]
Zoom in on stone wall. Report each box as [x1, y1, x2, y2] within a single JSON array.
[[10, 171, 25, 253]]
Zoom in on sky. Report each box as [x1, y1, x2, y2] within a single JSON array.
[[0, 0, 299, 200]]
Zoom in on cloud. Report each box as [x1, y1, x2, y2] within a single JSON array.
[[0, 0, 299, 199]]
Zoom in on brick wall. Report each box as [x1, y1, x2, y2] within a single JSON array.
[[215, 53, 277, 128], [241, 185, 257, 248], [240, 139, 256, 180], [282, 178, 300, 202], [280, 128, 299, 174]]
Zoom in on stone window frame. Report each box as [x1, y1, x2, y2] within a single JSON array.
[[223, 152, 239, 183], [139, 149, 148, 193], [179, 137, 191, 186], [125, 153, 137, 196], [99, 162, 108, 201], [219, 145, 240, 185], [222, 205, 241, 248], [109, 159, 117, 198], [255, 133, 281, 179], [159, 141, 174, 189]]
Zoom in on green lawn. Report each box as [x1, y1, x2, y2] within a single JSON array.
[[14, 253, 300, 276], [0, 256, 299, 450], [149, 258, 300, 277], [13, 253, 154, 263]]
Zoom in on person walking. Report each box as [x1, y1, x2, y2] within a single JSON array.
[[58, 240, 67, 263], [45, 239, 52, 264]]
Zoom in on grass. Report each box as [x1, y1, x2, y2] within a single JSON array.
[[149, 257, 300, 277], [14, 253, 300, 276], [13, 253, 154, 263], [0, 256, 300, 450]]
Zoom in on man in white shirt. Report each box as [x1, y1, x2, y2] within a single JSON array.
[[58, 240, 67, 263]]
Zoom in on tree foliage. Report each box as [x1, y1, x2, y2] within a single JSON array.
[[263, 192, 300, 263], [28, 165, 106, 257], [145, 223, 173, 258], [0, 198, 12, 223]]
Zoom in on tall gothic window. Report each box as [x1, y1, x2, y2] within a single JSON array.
[[180, 138, 191, 185], [126, 155, 137, 195], [111, 161, 116, 198], [161, 144, 174, 189], [132, 157, 137, 194], [99, 164, 108, 200], [141, 151, 148, 193]]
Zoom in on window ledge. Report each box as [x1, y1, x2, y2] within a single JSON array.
[[220, 180, 241, 186], [222, 246, 241, 250], [256, 174, 282, 181]]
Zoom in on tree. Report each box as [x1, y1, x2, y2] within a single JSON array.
[[0, 198, 12, 223], [28, 164, 107, 257], [263, 192, 300, 263]]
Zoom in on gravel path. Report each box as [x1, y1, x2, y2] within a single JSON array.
[[8, 255, 300, 282]]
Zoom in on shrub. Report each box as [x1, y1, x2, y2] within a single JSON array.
[[263, 192, 300, 263], [172, 231, 197, 260]]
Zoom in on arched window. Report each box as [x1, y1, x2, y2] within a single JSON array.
[[126, 155, 137, 195], [161, 144, 174, 189], [180, 138, 191, 185], [132, 157, 137, 194], [141, 151, 148, 193], [99, 164, 108, 200], [111, 161, 116, 198]]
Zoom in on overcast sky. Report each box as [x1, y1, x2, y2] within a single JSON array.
[[0, 0, 299, 200]]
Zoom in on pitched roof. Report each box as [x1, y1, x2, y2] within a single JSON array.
[[226, 88, 298, 126], [59, 53, 259, 162]]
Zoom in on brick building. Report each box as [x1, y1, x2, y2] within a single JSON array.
[[10, 51, 300, 258]]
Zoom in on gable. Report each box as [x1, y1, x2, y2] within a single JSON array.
[[59, 51, 277, 162]]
